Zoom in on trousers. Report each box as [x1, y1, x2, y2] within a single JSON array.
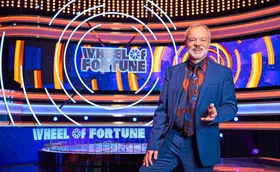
[[139, 129, 214, 172]]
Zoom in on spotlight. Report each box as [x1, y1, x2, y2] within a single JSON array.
[[219, 133, 223, 138], [53, 116, 58, 122], [252, 148, 259, 155], [234, 117, 238, 122], [84, 116, 88, 121], [76, 12, 80, 15], [13, 23, 16, 26], [132, 117, 137, 122], [35, 4, 40, 9]]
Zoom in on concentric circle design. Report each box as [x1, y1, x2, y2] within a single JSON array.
[[0, 1, 179, 125], [49, 2, 178, 111]]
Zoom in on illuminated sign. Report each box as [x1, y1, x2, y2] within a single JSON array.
[[33, 127, 146, 140], [81, 47, 147, 73]]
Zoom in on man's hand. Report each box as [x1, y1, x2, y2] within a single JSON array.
[[201, 103, 217, 121], [143, 150, 158, 167]]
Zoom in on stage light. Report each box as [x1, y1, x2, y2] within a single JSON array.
[[78, 0, 81, 8], [35, 4, 40, 9], [17, 0, 20, 7], [234, 117, 239, 122], [13, 23, 16, 26], [76, 12, 80, 15], [84, 116, 88, 120], [252, 148, 259, 155], [53, 116, 58, 122], [132, 117, 137, 122], [219, 133, 223, 138], [180, 0, 183, 16]]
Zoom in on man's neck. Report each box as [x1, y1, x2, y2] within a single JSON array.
[[190, 56, 206, 64]]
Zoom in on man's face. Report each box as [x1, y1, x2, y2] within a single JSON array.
[[185, 26, 210, 63]]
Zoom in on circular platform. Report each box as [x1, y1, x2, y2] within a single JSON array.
[[38, 143, 280, 172], [38, 143, 146, 171]]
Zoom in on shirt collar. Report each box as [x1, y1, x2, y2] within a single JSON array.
[[186, 57, 207, 71]]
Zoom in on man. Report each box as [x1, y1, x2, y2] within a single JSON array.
[[139, 23, 238, 171]]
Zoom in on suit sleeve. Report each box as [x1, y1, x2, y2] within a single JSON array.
[[147, 69, 170, 150], [209, 68, 238, 125]]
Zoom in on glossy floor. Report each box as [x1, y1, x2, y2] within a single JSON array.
[[1, 157, 280, 172]]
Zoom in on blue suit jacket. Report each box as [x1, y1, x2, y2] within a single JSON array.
[[147, 58, 238, 166]]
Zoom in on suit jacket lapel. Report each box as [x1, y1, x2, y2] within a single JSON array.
[[170, 63, 188, 118], [196, 58, 216, 109], [175, 63, 188, 97]]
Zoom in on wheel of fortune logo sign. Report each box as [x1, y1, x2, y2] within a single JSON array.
[[81, 47, 147, 73]]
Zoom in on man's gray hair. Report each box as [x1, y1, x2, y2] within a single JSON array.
[[184, 23, 211, 43]]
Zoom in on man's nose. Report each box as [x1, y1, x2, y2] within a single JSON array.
[[194, 40, 202, 46]]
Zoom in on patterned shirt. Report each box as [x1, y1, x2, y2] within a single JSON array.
[[173, 57, 208, 132]]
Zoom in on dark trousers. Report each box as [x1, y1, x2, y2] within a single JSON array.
[[139, 129, 214, 172]]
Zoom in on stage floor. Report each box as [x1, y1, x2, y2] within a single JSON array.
[[1, 157, 280, 172]]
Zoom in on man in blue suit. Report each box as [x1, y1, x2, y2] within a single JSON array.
[[139, 23, 238, 171]]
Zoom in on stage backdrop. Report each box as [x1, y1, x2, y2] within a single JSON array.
[[6, 34, 280, 91]]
